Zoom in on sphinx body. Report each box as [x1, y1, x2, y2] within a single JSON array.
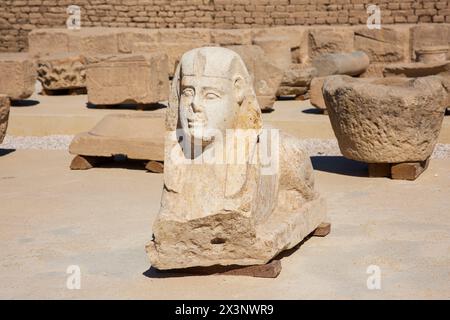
[[146, 47, 326, 269]]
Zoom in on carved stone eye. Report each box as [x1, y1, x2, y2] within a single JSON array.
[[205, 92, 220, 100]]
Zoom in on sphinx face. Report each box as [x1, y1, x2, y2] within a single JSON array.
[[179, 75, 240, 145]]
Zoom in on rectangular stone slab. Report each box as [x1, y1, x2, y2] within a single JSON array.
[[0, 53, 36, 100], [86, 53, 169, 106], [69, 113, 165, 161], [0, 94, 10, 143]]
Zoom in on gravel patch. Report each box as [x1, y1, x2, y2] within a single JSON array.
[[1, 135, 450, 159], [0, 135, 74, 150], [298, 138, 450, 159]]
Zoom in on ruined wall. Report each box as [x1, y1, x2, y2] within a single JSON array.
[[1, 0, 449, 52]]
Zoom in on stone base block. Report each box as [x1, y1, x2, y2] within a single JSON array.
[[69, 113, 165, 170], [147, 196, 327, 270], [368, 158, 430, 180]]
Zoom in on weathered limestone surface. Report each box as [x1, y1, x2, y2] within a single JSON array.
[[279, 65, 317, 87], [309, 77, 327, 110], [276, 86, 308, 97], [276, 65, 317, 97], [69, 28, 121, 56], [28, 29, 73, 57], [27, 25, 449, 65], [253, 36, 291, 71], [0, 53, 36, 100], [323, 76, 448, 163], [354, 27, 409, 63], [69, 113, 165, 161], [211, 29, 252, 46], [147, 47, 326, 270], [227, 45, 284, 110], [360, 63, 389, 78], [411, 25, 450, 61], [117, 29, 159, 54], [252, 26, 308, 64], [133, 42, 214, 77], [86, 53, 169, 106], [383, 61, 450, 78], [312, 51, 370, 77], [37, 53, 87, 91], [308, 28, 354, 60], [415, 46, 449, 64], [0, 95, 10, 144]]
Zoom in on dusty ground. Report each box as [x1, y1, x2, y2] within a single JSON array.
[[7, 83, 450, 143], [1, 83, 449, 299], [0, 149, 449, 299]]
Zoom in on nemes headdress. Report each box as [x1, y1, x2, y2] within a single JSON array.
[[166, 47, 262, 132]]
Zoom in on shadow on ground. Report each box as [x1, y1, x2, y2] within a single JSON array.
[[302, 108, 326, 115], [86, 102, 167, 111], [11, 100, 40, 107], [276, 95, 296, 101], [311, 155, 368, 177], [0, 149, 15, 157], [71, 156, 157, 172]]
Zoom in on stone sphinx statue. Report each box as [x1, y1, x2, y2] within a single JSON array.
[[146, 47, 326, 270]]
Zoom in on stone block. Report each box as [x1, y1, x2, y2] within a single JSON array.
[[227, 45, 284, 110], [0, 53, 36, 100], [37, 53, 86, 91], [69, 113, 165, 162], [28, 29, 70, 57], [117, 29, 159, 54], [309, 76, 327, 110], [253, 36, 291, 71], [354, 27, 409, 63], [252, 26, 308, 64], [0, 95, 10, 144], [211, 29, 253, 45], [277, 64, 317, 98], [68, 28, 121, 56], [86, 53, 169, 106], [308, 28, 354, 60]]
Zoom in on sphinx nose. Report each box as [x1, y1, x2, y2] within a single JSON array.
[[191, 98, 204, 113]]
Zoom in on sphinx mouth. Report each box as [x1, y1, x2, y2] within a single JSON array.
[[187, 119, 206, 128]]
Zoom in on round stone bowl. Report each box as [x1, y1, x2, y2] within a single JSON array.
[[323, 75, 448, 163]]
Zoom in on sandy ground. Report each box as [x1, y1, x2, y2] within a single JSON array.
[[7, 82, 450, 143], [0, 149, 449, 299]]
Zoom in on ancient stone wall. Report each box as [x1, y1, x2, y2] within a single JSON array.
[[1, 0, 449, 52]]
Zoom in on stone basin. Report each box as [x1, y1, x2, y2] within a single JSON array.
[[323, 75, 448, 163]]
